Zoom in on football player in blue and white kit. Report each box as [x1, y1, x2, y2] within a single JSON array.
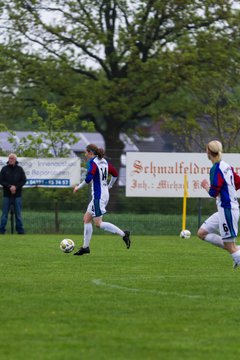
[[198, 140, 240, 268], [73, 144, 130, 255]]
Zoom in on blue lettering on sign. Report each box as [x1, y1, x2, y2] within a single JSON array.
[[25, 179, 70, 186]]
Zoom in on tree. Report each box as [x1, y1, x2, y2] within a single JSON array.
[[8, 101, 80, 157], [0, 45, 87, 129], [153, 26, 240, 152], [1, 0, 240, 165], [159, 84, 240, 152], [196, 85, 240, 152]]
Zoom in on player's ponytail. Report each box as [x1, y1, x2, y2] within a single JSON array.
[[96, 148, 105, 159], [86, 144, 105, 159]]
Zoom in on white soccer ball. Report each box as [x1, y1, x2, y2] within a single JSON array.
[[60, 239, 75, 253], [180, 229, 191, 239]]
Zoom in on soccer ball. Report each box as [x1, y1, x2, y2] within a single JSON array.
[[180, 229, 191, 239], [60, 239, 75, 253]]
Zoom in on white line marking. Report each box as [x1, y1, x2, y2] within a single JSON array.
[[92, 279, 202, 299]]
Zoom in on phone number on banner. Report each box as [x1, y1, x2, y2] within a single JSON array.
[[26, 179, 70, 186]]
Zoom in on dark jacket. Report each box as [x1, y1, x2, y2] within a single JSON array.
[[0, 161, 27, 197]]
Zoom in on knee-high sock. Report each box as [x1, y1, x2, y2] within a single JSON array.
[[232, 249, 240, 264], [83, 223, 93, 248], [100, 222, 124, 237], [203, 234, 224, 249]]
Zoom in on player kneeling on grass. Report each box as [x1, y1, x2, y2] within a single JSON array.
[[73, 144, 130, 256], [198, 140, 240, 269]]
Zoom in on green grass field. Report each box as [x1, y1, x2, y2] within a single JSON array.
[[0, 234, 240, 360]]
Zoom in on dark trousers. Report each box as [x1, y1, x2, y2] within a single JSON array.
[[0, 197, 24, 234]]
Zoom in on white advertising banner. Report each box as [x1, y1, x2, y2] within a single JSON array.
[[0, 157, 81, 188], [126, 152, 240, 198]]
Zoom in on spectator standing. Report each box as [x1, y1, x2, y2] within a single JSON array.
[[0, 153, 26, 234]]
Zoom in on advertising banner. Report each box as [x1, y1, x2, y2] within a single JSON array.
[[126, 152, 240, 198], [0, 157, 81, 188]]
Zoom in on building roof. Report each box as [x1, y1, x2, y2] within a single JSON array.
[[132, 133, 173, 152], [0, 131, 139, 155]]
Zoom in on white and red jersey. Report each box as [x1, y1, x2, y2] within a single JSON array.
[[209, 160, 239, 210], [203, 161, 240, 240], [85, 157, 118, 200]]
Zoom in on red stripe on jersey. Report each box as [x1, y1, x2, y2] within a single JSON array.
[[108, 163, 118, 177]]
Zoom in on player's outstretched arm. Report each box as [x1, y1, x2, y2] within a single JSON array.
[[73, 186, 79, 193], [201, 179, 210, 192], [73, 180, 87, 193]]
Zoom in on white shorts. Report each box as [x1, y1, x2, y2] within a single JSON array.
[[200, 207, 239, 242], [86, 196, 109, 218]]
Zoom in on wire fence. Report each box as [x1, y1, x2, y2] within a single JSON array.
[[2, 209, 206, 236]]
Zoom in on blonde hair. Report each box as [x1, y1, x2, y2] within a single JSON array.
[[207, 140, 222, 161]]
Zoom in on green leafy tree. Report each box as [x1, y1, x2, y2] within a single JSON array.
[[0, 45, 88, 130], [1, 1, 240, 166], [8, 101, 81, 157], [196, 85, 240, 152], [154, 25, 240, 152], [159, 75, 240, 152]]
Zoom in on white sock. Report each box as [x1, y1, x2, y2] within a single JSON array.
[[232, 249, 240, 264], [83, 223, 93, 248], [100, 222, 124, 237], [203, 234, 224, 249]]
